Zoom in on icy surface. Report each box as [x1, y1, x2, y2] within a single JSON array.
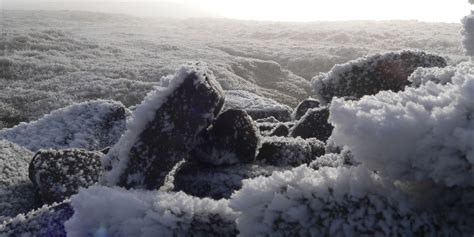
[[65, 186, 238, 237], [462, 12, 474, 57], [330, 62, 474, 187], [230, 166, 442, 236], [0, 140, 40, 222], [0, 100, 127, 152]]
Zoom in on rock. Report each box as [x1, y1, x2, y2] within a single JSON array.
[[254, 116, 279, 123], [0, 140, 41, 221], [192, 109, 260, 166], [257, 121, 294, 134], [102, 65, 225, 190], [313, 50, 447, 104], [173, 161, 282, 199], [256, 136, 325, 167], [0, 100, 128, 152], [0, 201, 73, 237], [225, 90, 293, 122], [293, 98, 320, 120], [290, 107, 333, 141], [29, 149, 103, 204], [268, 123, 290, 137]]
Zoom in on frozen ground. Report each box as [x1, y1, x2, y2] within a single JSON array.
[[0, 10, 466, 129]]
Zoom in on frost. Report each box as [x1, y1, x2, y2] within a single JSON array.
[[329, 62, 474, 187], [462, 12, 474, 57], [0, 100, 128, 152], [65, 186, 238, 237]]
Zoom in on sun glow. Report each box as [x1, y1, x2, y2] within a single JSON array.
[[188, 0, 470, 22]]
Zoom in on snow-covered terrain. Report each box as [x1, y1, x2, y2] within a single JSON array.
[[1, 9, 474, 237], [0, 10, 465, 129]]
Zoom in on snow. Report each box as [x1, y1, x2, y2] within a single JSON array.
[[65, 186, 238, 237], [230, 165, 442, 236], [329, 62, 474, 187], [225, 90, 292, 114], [462, 12, 474, 57], [100, 64, 212, 186], [0, 100, 128, 152], [0, 140, 40, 222]]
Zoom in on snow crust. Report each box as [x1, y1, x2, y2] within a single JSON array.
[[230, 166, 440, 236], [330, 62, 474, 187], [0, 100, 127, 152], [462, 12, 474, 57], [65, 186, 238, 237], [0, 140, 39, 222]]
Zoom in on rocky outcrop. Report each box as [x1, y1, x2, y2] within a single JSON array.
[[290, 107, 333, 141], [29, 149, 103, 204], [192, 109, 260, 166], [293, 98, 320, 120], [102, 65, 225, 190]]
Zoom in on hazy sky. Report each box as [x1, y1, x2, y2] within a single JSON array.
[[2, 0, 472, 23]]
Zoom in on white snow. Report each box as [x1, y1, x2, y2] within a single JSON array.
[[0, 100, 127, 152], [462, 12, 474, 57], [230, 165, 440, 236], [65, 186, 238, 237], [329, 62, 474, 187]]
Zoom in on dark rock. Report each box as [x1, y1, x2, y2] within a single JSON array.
[[173, 161, 281, 199], [246, 109, 292, 122], [268, 123, 289, 137], [0, 140, 41, 221], [192, 109, 260, 166], [290, 107, 333, 141], [313, 50, 447, 104], [29, 149, 103, 204], [256, 136, 325, 167], [0, 201, 73, 237], [293, 98, 320, 120], [104, 65, 225, 190]]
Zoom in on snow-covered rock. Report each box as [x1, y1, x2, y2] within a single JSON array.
[[268, 123, 290, 137], [29, 149, 103, 204], [329, 62, 474, 187], [0, 140, 40, 222], [173, 162, 282, 199], [192, 109, 260, 166], [225, 90, 293, 122], [65, 186, 238, 237], [102, 64, 225, 190], [230, 166, 444, 236], [0, 100, 128, 152], [0, 201, 73, 237], [312, 51, 447, 104], [256, 136, 325, 167], [290, 107, 333, 141], [293, 98, 320, 120]]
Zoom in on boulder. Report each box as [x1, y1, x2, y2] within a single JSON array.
[[102, 65, 225, 190], [0, 140, 41, 221], [29, 149, 103, 204], [256, 136, 325, 167], [257, 122, 294, 134], [268, 123, 290, 137], [0, 100, 128, 152], [290, 107, 333, 141], [192, 109, 260, 166], [313, 50, 447, 104], [173, 161, 281, 199], [0, 201, 73, 237], [225, 90, 293, 122], [293, 98, 320, 120]]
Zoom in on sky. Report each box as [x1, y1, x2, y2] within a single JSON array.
[[2, 0, 472, 23]]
